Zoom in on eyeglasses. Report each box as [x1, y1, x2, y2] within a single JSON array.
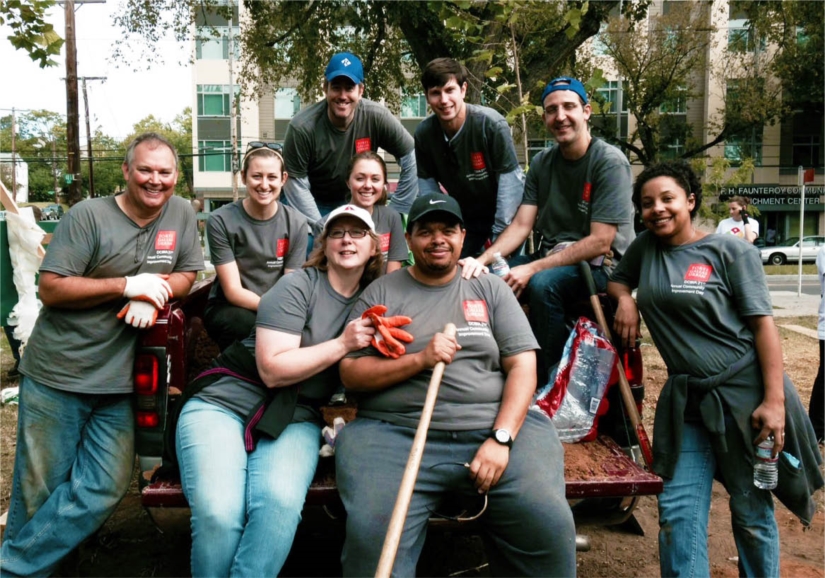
[[328, 228, 370, 239], [425, 462, 489, 522]]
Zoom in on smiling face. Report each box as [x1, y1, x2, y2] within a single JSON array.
[[323, 215, 376, 272], [542, 89, 591, 151], [347, 158, 387, 211], [324, 77, 364, 129], [406, 217, 465, 280], [121, 141, 178, 219], [242, 155, 286, 210], [640, 176, 696, 245], [426, 77, 467, 126]]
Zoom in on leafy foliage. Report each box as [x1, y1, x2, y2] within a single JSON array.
[[0, 0, 64, 67]]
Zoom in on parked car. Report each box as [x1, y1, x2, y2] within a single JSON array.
[[41, 204, 64, 221], [760, 236, 825, 265]]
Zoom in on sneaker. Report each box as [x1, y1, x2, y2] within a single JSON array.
[[1, 387, 19, 405]]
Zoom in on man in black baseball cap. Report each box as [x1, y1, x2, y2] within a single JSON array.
[[406, 193, 464, 232]]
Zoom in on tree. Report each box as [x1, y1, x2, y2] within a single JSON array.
[[0, 109, 67, 202], [0, 0, 64, 67], [79, 130, 126, 198], [124, 109, 194, 197]]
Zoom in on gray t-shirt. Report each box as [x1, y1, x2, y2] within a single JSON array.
[[20, 195, 203, 394], [610, 231, 773, 377], [318, 204, 407, 272], [206, 200, 308, 306], [283, 98, 415, 205], [523, 138, 635, 257], [197, 268, 362, 422], [415, 104, 521, 234], [347, 267, 538, 430]]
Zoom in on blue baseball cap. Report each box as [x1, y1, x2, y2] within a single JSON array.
[[325, 52, 365, 84], [541, 76, 589, 105]]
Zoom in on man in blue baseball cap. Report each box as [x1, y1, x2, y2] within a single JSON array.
[[283, 52, 418, 233], [465, 75, 635, 379]]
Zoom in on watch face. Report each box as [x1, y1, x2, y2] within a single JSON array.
[[495, 429, 510, 443]]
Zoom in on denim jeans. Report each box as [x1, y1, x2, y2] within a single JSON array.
[[176, 398, 321, 578], [658, 418, 779, 577], [1, 376, 134, 577], [336, 410, 576, 577], [510, 254, 608, 378]]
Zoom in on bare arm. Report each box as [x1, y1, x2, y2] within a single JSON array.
[[746, 315, 786, 455], [469, 350, 537, 493], [477, 204, 536, 267], [215, 261, 261, 311], [167, 271, 197, 300], [386, 261, 402, 274], [256, 316, 374, 388], [607, 281, 641, 350], [38, 272, 127, 309], [340, 329, 459, 392]]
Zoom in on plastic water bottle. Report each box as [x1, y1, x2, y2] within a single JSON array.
[[490, 252, 510, 278], [753, 436, 778, 490]]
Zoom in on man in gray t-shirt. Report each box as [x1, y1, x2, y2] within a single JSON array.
[[415, 58, 524, 257], [466, 76, 635, 375], [282, 52, 417, 231], [335, 194, 575, 577], [2, 134, 203, 576]]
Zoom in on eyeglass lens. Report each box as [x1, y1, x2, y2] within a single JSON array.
[[329, 229, 368, 239]]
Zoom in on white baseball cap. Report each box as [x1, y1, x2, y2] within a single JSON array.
[[322, 204, 376, 234]]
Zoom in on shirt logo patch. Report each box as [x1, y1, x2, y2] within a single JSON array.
[[355, 138, 372, 154], [470, 152, 486, 170], [276, 238, 289, 258], [685, 263, 712, 282], [582, 182, 592, 202], [380, 233, 391, 253], [463, 300, 489, 323], [155, 231, 177, 251]]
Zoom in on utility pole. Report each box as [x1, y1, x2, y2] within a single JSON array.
[[65, 0, 82, 206], [81, 76, 106, 198], [10, 108, 16, 201], [228, 0, 239, 201]]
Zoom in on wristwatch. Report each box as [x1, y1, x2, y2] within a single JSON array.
[[491, 428, 513, 449]]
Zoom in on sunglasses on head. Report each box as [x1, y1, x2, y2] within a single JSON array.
[[247, 141, 283, 152]]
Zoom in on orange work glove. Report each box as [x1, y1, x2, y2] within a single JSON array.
[[361, 305, 414, 359]]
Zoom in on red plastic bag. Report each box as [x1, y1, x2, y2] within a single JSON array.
[[533, 317, 618, 442]]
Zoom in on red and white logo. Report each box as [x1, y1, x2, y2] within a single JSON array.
[[470, 152, 486, 170], [582, 182, 592, 203], [276, 238, 289, 258], [685, 263, 712, 282], [463, 300, 489, 323], [355, 138, 372, 154], [380, 233, 391, 253], [155, 231, 177, 251]]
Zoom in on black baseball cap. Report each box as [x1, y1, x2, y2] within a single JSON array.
[[406, 194, 464, 232]]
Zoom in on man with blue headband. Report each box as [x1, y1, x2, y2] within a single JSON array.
[[465, 76, 635, 379]]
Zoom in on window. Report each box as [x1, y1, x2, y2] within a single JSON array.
[[592, 22, 610, 56], [274, 88, 301, 119], [401, 93, 427, 118], [660, 137, 685, 160], [728, 18, 763, 53], [725, 127, 763, 166], [195, 26, 240, 60], [660, 87, 687, 114], [793, 134, 821, 168], [198, 140, 233, 172], [596, 81, 628, 114], [197, 85, 239, 117]]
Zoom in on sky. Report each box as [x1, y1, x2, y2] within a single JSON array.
[[1, 1, 192, 141]]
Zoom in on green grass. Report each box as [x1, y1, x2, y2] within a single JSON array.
[[763, 264, 817, 275]]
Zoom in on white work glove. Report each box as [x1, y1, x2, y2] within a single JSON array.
[[123, 273, 172, 308], [117, 300, 159, 329]]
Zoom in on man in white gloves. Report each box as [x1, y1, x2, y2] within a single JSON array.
[[1, 133, 202, 576]]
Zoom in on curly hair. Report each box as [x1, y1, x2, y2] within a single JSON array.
[[632, 160, 703, 219], [303, 229, 384, 289]]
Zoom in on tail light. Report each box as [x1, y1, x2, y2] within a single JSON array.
[[135, 353, 161, 428], [622, 345, 645, 415]]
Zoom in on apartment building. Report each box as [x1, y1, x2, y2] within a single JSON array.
[[191, 0, 822, 240]]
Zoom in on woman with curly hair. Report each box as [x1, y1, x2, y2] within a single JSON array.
[[176, 205, 382, 577], [607, 160, 822, 577]]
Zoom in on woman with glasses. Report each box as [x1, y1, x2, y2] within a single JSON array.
[[204, 142, 309, 351], [176, 204, 383, 577], [321, 151, 407, 273]]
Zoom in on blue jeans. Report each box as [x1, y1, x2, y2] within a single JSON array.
[[510, 254, 608, 376], [658, 418, 779, 577], [1, 376, 134, 577], [176, 398, 321, 578], [336, 410, 576, 577]]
